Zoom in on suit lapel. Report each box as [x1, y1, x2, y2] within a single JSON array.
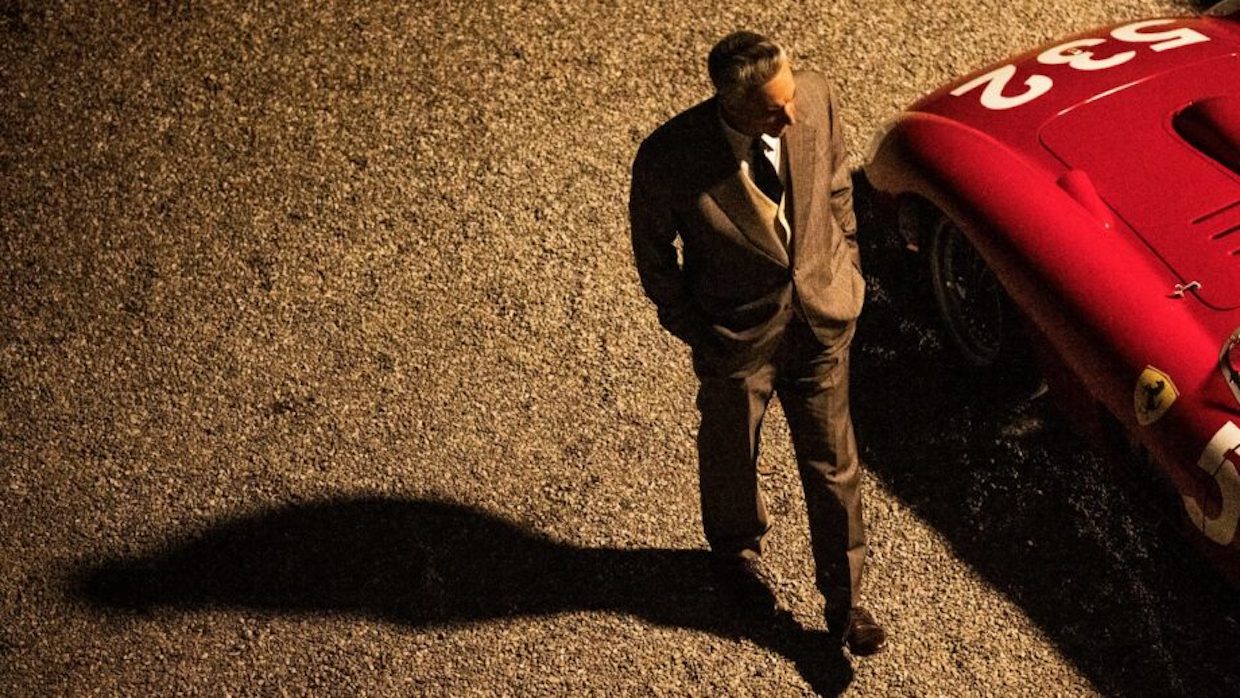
[[785, 119, 817, 254], [697, 105, 790, 267], [707, 172, 790, 267]]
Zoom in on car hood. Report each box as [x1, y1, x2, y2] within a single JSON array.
[[1039, 53, 1240, 311]]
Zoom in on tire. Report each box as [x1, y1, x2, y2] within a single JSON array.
[[927, 214, 1012, 368]]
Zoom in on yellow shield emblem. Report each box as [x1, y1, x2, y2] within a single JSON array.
[[1135, 365, 1178, 426]]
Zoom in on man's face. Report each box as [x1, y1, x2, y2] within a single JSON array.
[[722, 62, 797, 138]]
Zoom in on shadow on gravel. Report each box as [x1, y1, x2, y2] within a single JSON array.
[[74, 497, 853, 696], [850, 173, 1240, 695]]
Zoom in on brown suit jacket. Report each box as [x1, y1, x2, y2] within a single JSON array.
[[630, 70, 864, 377]]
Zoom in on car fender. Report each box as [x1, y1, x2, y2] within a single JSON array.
[[867, 112, 1229, 501]]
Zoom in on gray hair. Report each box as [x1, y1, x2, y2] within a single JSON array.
[[707, 31, 788, 102]]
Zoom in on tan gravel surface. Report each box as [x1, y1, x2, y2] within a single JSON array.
[[3, 1, 1238, 696]]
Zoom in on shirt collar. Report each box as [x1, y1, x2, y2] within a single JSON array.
[[718, 109, 780, 163]]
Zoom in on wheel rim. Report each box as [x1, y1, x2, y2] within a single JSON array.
[[930, 217, 1006, 367]]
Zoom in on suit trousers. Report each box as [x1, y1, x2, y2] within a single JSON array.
[[695, 315, 866, 614]]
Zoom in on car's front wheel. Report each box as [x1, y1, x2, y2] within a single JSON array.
[[927, 214, 1011, 368]]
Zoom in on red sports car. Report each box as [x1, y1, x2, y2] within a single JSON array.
[[865, 1, 1240, 584]]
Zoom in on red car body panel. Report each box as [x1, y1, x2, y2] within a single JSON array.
[[866, 10, 1240, 584], [1040, 56, 1240, 311]]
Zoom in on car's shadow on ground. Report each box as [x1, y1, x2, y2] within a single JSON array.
[[850, 173, 1240, 695], [74, 497, 854, 696]]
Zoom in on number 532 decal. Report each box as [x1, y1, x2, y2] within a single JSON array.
[[951, 20, 1211, 110], [1183, 422, 1240, 546]]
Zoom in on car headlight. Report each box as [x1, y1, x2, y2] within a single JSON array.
[[1222, 328, 1240, 407], [864, 115, 899, 169]]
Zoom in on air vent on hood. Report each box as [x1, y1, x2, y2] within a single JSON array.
[[1175, 96, 1240, 175]]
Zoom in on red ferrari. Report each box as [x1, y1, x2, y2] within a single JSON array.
[[865, 1, 1240, 584]]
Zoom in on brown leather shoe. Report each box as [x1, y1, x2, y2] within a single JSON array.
[[841, 606, 887, 656], [709, 552, 784, 616]]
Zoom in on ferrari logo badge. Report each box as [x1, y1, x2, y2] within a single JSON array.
[[1135, 365, 1178, 426]]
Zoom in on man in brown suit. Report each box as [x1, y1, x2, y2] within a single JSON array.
[[629, 31, 885, 656]]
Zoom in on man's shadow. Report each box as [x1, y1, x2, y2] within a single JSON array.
[[74, 496, 852, 695]]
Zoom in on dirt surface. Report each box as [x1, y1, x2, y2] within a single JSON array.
[[3, 1, 1239, 695]]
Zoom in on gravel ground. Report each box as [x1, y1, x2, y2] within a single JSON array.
[[3, 0, 1239, 696]]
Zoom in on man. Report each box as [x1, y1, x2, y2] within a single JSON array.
[[629, 31, 885, 656]]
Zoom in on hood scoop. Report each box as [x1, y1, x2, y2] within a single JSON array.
[[1175, 95, 1240, 175]]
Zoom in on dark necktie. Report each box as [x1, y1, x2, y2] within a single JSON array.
[[749, 137, 783, 204]]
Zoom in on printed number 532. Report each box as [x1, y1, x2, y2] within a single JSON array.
[[951, 20, 1210, 111]]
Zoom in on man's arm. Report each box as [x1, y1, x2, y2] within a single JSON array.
[[825, 83, 860, 267], [629, 147, 711, 348]]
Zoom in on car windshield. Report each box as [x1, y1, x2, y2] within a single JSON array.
[[1207, 0, 1240, 17]]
